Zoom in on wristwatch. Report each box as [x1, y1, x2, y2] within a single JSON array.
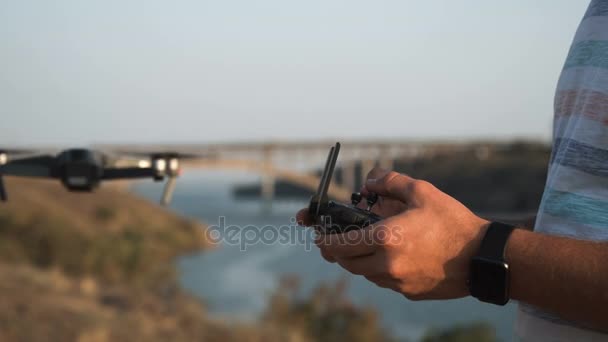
[[469, 221, 517, 305]]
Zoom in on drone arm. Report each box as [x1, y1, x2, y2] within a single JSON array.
[[0, 156, 55, 178], [102, 168, 157, 180]]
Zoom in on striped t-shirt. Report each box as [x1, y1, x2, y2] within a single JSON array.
[[515, 1, 608, 340]]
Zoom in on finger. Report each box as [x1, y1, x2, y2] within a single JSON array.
[[367, 166, 391, 181], [357, 194, 388, 217], [320, 248, 337, 263], [361, 167, 390, 197], [356, 185, 369, 210], [358, 186, 385, 211], [365, 171, 421, 204], [364, 275, 398, 290], [335, 253, 384, 276], [296, 208, 315, 226], [315, 226, 378, 258]]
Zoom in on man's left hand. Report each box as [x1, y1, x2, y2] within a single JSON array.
[[297, 170, 490, 300]]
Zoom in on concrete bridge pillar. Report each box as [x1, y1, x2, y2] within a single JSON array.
[[379, 158, 394, 171], [261, 174, 275, 202], [379, 146, 394, 171], [342, 161, 356, 191], [378, 155, 394, 171], [360, 159, 377, 184], [261, 147, 275, 206]]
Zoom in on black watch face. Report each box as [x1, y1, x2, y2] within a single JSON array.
[[470, 257, 510, 305]]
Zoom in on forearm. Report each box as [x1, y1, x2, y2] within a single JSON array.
[[506, 228, 608, 330]]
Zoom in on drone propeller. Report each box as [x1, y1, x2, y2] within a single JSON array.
[[160, 176, 177, 206], [0, 148, 38, 155], [115, 151, 205, 160], [0, 148, 39, 166]]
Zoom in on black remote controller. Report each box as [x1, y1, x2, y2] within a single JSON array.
[[308, 142, 382, 234]]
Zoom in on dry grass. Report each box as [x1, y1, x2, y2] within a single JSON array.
[[0, 178, 496, 342], [0, 178, 208, 288]]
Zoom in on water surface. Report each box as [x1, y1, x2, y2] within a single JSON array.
[[134, 171, 516, 341]]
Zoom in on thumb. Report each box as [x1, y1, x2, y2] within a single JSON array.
[[365, 171, 419, 203]]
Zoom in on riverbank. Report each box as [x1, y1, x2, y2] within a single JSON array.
[[235, 141, 550, 214], [0, 177, 506, 341], [0, 178, 397, 341], [0, 178, 217, 340]]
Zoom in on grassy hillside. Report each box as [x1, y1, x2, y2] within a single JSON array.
[[0, 178, 208, 288], [0, 178, 501, 342], [0, 178, 401, 342], [393, 142, 550, 213]]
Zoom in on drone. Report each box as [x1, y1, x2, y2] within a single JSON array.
[[0, 148, 201, 206]]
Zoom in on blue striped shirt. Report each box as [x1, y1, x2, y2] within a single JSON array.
[[516, 1, 608, 340]]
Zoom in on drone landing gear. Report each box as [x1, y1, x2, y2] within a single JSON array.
[[161, 176, 177, 206], [0, 175, 6, 202]]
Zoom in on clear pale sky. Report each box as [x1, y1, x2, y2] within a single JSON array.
[[0, 1, 589, 146]]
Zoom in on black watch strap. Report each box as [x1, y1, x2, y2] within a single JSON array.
[[476, 221, 516, 261], [469, 221, 517, 305]]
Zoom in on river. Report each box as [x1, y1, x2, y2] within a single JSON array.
[[134, 171, 516, 341]]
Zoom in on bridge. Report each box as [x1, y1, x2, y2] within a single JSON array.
[[100, 139, 494, 203]]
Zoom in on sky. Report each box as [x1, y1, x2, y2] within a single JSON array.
[[0, 0, 589, 146]]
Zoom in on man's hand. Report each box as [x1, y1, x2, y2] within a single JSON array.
[[295, 167, 407, 227], [297, 168, 489, 300], [298, 168, 608, 329]]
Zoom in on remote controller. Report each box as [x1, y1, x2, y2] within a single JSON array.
[[308, 142, 382, 234]]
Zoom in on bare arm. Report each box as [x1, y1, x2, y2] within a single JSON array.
[[298, 168, 608, 332], [507, 229, 608, 330]]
